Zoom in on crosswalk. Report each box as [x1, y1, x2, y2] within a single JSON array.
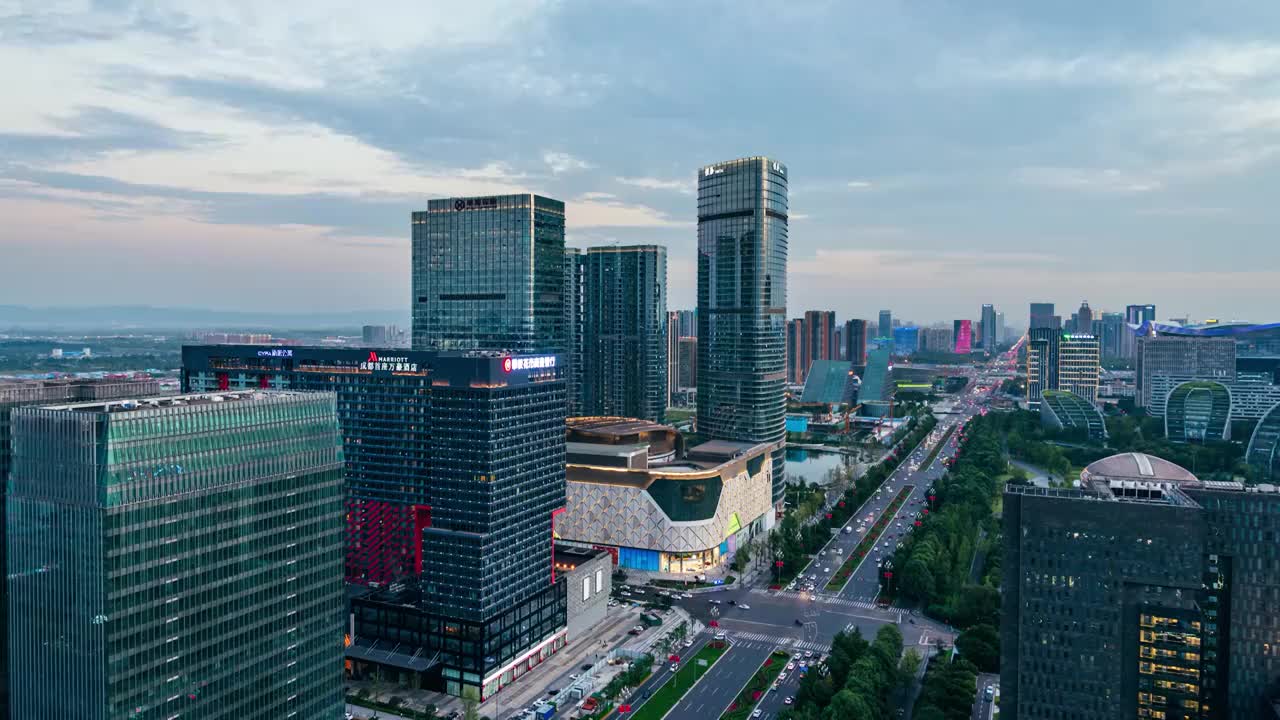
[[726, 630, 831, 653], [758, 587, 895, 614]]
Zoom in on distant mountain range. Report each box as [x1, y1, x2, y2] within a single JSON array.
[[0, 305, 409, 331]]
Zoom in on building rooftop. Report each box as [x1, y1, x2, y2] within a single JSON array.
[[687, 439, 762, 460], [1081, 452, 1201, 487], [566, 416, 673, 437], [42, 390, 316, 414]]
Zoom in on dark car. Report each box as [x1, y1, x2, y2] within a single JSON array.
[[795, 619, 804, 626], [581, 663, 593, 671]]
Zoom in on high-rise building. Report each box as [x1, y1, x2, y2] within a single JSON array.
[[184, 346, 568, 701], [995, 311, 1007, 344], [666, 311, 681, 405], [833, 323, 845, 361], [1029, 302, 1057, 330], [981, 304, 997, 352], [7, 390, 345, 719], [893, 326, 920, 355], [786, 318, 807, 384], [564, 248, 585, 414], [1002, 454, 1280, 719], [412, 194, 566, 354], [0, 378, 161, 718], [672, 309, 696, 338], [1077, 301, 1094, 335], [953, 319, 973, 354], [803, 310, 836, 376], [878, 310, 892, 339], [677, 337, 697, 390], [1059, 334, 1101, 403], [920, 326, 954, 354], [1126, 304, 1157, 326], [844, 319, 868, 366], [581, 245, 667, 422], [696, 156, 788, 507], [1097, 312, 1126, 360], [1135, 336, 1237, 407], [1025, 327, 1060, 411]]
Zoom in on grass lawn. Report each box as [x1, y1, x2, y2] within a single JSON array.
[[825, 485, 913, 592], [720, 650, 791, 720], [629, 642, 730, 720]]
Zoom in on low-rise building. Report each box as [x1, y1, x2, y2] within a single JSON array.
[[558, 417, 775, 575], [556, 548, 613, 642]]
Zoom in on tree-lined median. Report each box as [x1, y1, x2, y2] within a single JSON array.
[[825, 485, 913, 592]]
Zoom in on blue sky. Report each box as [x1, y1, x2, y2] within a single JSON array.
[[1, 0, 1278, 325]]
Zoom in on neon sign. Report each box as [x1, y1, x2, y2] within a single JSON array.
[[256, 349, 292, 358], [503, 356, 556, 372], [361, 351, 418, 372]]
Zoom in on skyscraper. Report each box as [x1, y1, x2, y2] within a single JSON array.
[[981, 304, 997, 352], [953, 319, 973, 354], [1059, 334, 1101, 403], [697, 156, 788, 507], [582, 245, 668, 422], [1126, 303, 1157, 326], [184, 346, 568, 701], [666, 311, 681, 406], [1077, 300, 1094, 335], [803, 310, 836, 376], [412, 194, 566, 353], [1135, 336, 1237, 408], [844, 319, 868, 366], [1029, 302, 1057, 330], [878, 310, 892, 339], [7, 391, 345, 719], [677, 337, 697, 390], [1098, 312, 1126, 359], [786, 318, 807, 384], [1002, 455, 1280, 719], [995, 312, 1006, 344], [564, 248, 585, 414], [893, 326, 920, 355], [1025, 327, 1060, 410]]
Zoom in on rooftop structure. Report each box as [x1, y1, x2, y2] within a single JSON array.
[[799, 359, 857, 404], [1040, 389, 1107, 440]]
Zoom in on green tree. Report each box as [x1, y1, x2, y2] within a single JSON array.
[[955, 624, 1000, 672]]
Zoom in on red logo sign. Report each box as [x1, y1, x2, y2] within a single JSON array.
[[368, 351, 378, 362], [502, 358, 513, 373]]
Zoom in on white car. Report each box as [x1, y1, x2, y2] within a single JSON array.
[[786, 662, 796, 670], [752, 710, 762, 718], [739, 604, 751, 610]]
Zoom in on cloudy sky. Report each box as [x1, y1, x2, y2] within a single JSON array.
[[2, 0, 1278, 325]]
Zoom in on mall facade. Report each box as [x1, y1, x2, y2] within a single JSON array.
[[557, 417, 775, 574]]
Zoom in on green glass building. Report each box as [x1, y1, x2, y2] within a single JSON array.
[[7, 391, 345, 720]]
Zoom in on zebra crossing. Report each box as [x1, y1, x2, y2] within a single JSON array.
[[726, 630, 831, 653], [758, 587, 896, 614]]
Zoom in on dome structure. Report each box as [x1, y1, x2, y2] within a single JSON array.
[[1080, 452, 1200, 489]]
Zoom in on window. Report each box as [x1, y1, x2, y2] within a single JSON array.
[[595, 569, 603, 593], [582, 577, 590, 602]]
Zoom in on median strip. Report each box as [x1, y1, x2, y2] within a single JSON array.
[[921, 423, 958, 470], [825, 485, 913, 592], [720, 650, 790, 720], [629, 639, 730, 720]]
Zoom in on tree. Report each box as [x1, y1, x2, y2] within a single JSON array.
[[955, 624, 1000, 672], [898, 648, 923, 683], [463, 699, 479, 720]]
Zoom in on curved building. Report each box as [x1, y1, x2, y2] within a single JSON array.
[[1040, 390, 1107, 440], [1164, 380, 1231, 442], [1246, 402, 1280, 482], [560, 417, 774, 574]]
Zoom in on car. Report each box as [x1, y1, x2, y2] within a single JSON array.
[[682, 593, 693, 599], [548, 689, 560, 696], [728, 599, 737, 605], [569, 673, 579, 681], [709, 599, 722, 605], [670, 663, 679, 672], [985, 686, 996, 700], [752, 710, 762, 719], [784, 696, 794, 705], [786, 662, 796, 670], [794, 619, 804, 626], [627, 629, 640, 636], [633, 625, 645, 632], [581, 663, 593, 671], [804, 650, 813, 659], [346, 713, 355, 720]]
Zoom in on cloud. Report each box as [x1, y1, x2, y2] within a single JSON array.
[[567, 195, 689, 229], [615, 176, 694, 195], [846, 180, 874, 189], [543, 151, 592, 174], [1014, 166, 1163, 193]]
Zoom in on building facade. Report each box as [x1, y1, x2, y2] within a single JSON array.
[[1136, 336, 1237, 408], [953, 319, 973, 354], [803, 310, 836, 375], [786, 318, 806, 385], [696, 156, 788, 507], [582, 245, 668, 422], [1029, 302, 1057, 330], [564, 248, 585, 414], [878, 310, 892, 339], [556, 548, 612, 643], [844, 318, 868, 366], [1059, 334, 1101, 404], [7, 391, 345, 720], [1002, 454, 1280, 719], [920, 326, 954, 354], [1040, 390, 1108, 440], [1025, 328, 1060, 411], [183, 346, 568, 701], [1126, 304, 1158, 326], [1164, 380, 1232, 442], [412, 194, 566, 354], [560, 418, 774, 574], [1246, 402, 1280, 482], [677, 337, 697, 392], [893, 326, 920, 355]]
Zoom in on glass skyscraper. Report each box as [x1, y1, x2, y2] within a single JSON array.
[[564, 247, 585, 414], [696, 156, 788, 506], [7, 391, 345, 720], [582, 245, 667, 422], [412, 194, 566, 354]]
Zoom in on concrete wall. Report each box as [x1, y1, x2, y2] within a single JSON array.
[[565, 552, 612, 643]]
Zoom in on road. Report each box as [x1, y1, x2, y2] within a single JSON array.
[[972, 672, 999, 720], [667, 638, 772, 719]]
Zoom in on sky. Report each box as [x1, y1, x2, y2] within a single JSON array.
[[1, 0, 1279, 326]]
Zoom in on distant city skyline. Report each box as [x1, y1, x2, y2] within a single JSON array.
[[2, 2, 1278, 321]]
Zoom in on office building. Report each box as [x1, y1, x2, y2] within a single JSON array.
[[672, 309, 696, 338], [996, 311, 1007, 344], [803, 310, 837, 375], [858, 344, 895, 417], [1146, 373, 1280, 423], [1164, 380, 1233, 442], [786, 318, 807, 385], [666, 312, 680, 406], [1136, 336, 1236, 408], [183, 346, 569, 701], [565, 248, 585, 414], [1126, 304, 1158, 326], [1039, 390, 1107, 440], [981, 304, 997, 352], [677, 337, 697, 391], [800, 360, 859, 405], [893, 326, 920, 355], [412, 193, 566, 354], [920, 326, 954, 354], [0, 378, 161, 719], [362, 324, 406, 347], [1025, 328, 1060, 411], [8, 391, 345, 719], [878, 310, 892, 339], [845, 319, 869, 366], [697, 156, 789, 507], [833, 323, 845, 361], [1097, 312, 1127, 360], [559, 418, 774, 574], [1029, 303, 1057, 330], [954, 319, 973, 354], [1002, 454, 1280, 719], [1059, 334, 1101, 404], [1246, 403, 1280, 482], [1076, 301, 1094, 335], [555, 548, 612, 643], [582, 245, 667, 422]]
